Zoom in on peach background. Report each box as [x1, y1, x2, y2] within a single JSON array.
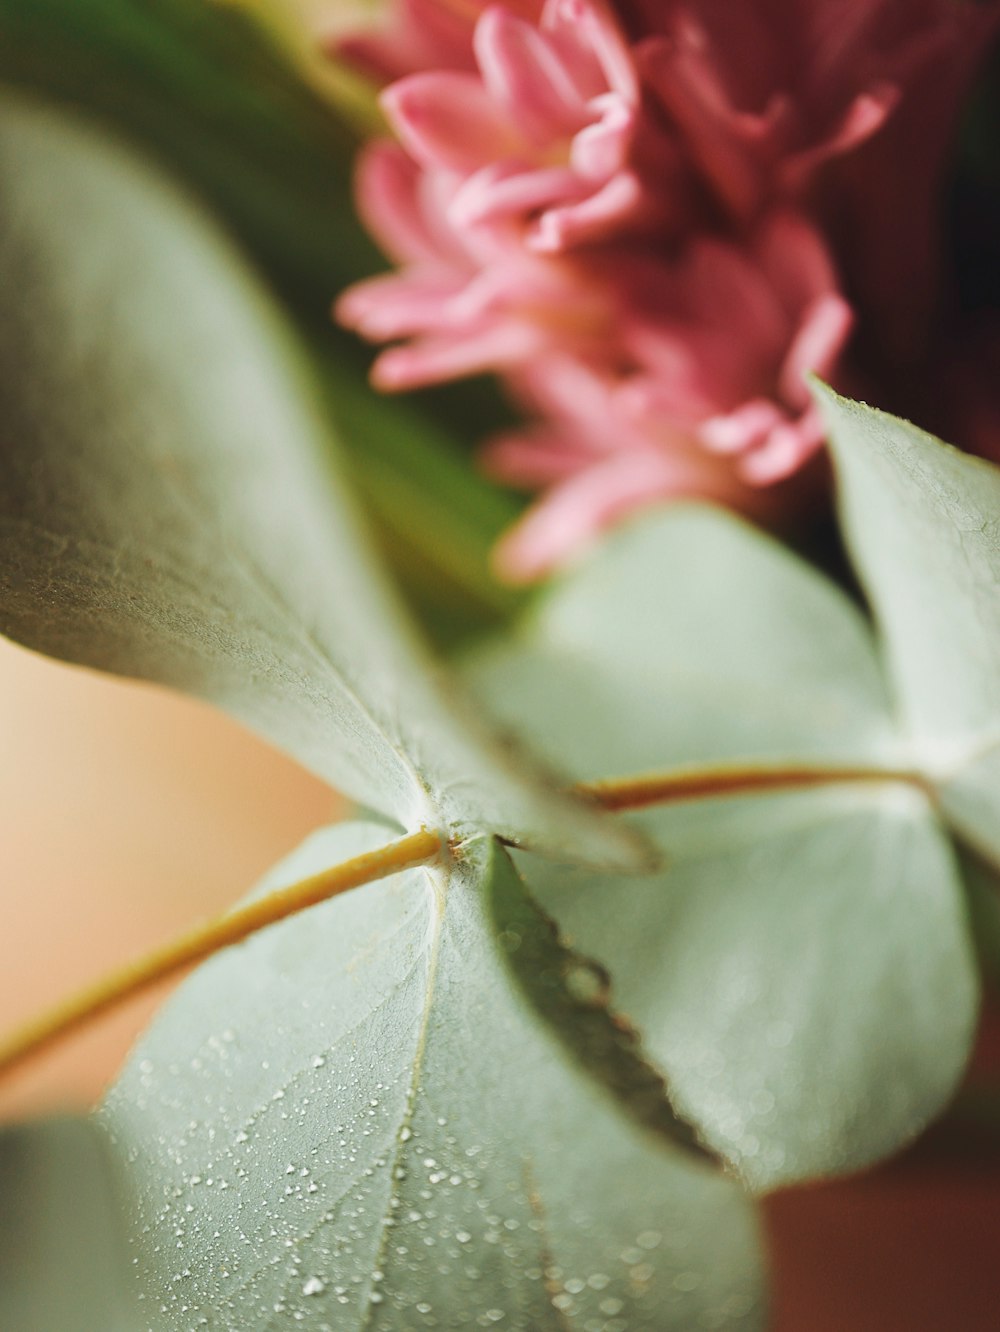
[[0, 637, 335, 1121], [1, 637, 997, 1328]]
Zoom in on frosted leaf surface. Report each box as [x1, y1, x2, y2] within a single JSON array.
[[101, 822, 764, 1329], [469, 508, 978, 1188], [0, 90, 639, 868], [817, 383, 1000, 872], [468, 504, 897, 778], [510, 790, 974, 1190]]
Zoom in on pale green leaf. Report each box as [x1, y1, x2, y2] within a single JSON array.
[[0, 0, 526, 636], [101, 823, 764, 1329], [814, 384, 1000, 867], [509, 791, 974, 1190], [0, 91, 639, 869], [468, 508, 978, 1188], [0, 1117, 136, 1332], [815, 383, 1000, 753], [468, 503, 896, 777]]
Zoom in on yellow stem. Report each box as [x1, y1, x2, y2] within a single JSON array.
[[0, 826, 443, 1083], [576, 761, 930, 811], [0, 759, 927, 1085]]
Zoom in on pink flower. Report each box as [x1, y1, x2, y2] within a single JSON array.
[[335, 140, 617, 389], [485, 212, 853, 578], [626, 0, 1000, 353], [625, 0, 915, 218], [333, 0, 538, 84], [483, 357, 803, 582], [335, 0, 999, 578], [613, 214, 852, 466]]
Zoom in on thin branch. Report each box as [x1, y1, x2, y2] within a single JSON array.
[[576, 761, 931, 812], [0, 826, 444, 1082]]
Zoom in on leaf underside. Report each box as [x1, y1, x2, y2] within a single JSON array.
[[0, 89, 641, 871], [468, 506, 979, 1189], [817, 382, 1000, 872], [0, 0, 526, 639], [102, 823, 764, 1330]]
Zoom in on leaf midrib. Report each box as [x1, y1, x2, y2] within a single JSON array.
[[356, 865, 445, 1332]]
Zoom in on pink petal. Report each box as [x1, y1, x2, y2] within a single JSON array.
[[699, 399, 787, 455], [569, 94, 635, 179], [780, 85, 899, 191], [371, 319, 544, 389], [673, 235, 788, 352], [639, 31, 765, 220], [332, 0, 480, 83], [820, 83, 899, 154], [335, 269, 467, 340], [778, 293, 854, 407], [480, 426, 594, 485], [381, 72, 523, 171], [474, 5, 590, 141], [617, 352, 722, 426], [491, 453, 670, 581], [442, 256, 599, 326], [444, 264, 530, 322], [740, 410, 825, 485], [449, 163, 583, 227], [492, 446, 742, 582], [544, 0, 639, 102], [528, 170, 642, 250], [508, 356, 631, 450], [753, 211, 841, 310], [353, 142, 452, 265]]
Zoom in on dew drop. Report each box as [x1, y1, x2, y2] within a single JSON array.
[[564, 958, 611, 1005]]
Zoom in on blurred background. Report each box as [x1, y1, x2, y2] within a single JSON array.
[[0, 635, 336, 1123]]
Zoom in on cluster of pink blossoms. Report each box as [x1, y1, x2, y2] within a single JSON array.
[[335, 0, 998, 579]]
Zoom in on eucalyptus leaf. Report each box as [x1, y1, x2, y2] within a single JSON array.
[[0, 91, 640, 869], [814, 383, 1000, 870], [101, 823, 764, 1330], [468, 507, 978, 1189], [510, 790, 974, 1190], [0, 0, 526, 636], [0, 1117, 136, 1332], [468, 503, 897, 776]]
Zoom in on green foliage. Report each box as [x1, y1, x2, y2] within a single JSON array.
[[0, 0, 525, 640], [468, 506, 978, 1188], [817, 383, 1000, 869], [97, 392, 1000, 1320], [0, 1118, 135, 1331], [0, 90, 637, 869], [102, 824, 764, 1329]]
